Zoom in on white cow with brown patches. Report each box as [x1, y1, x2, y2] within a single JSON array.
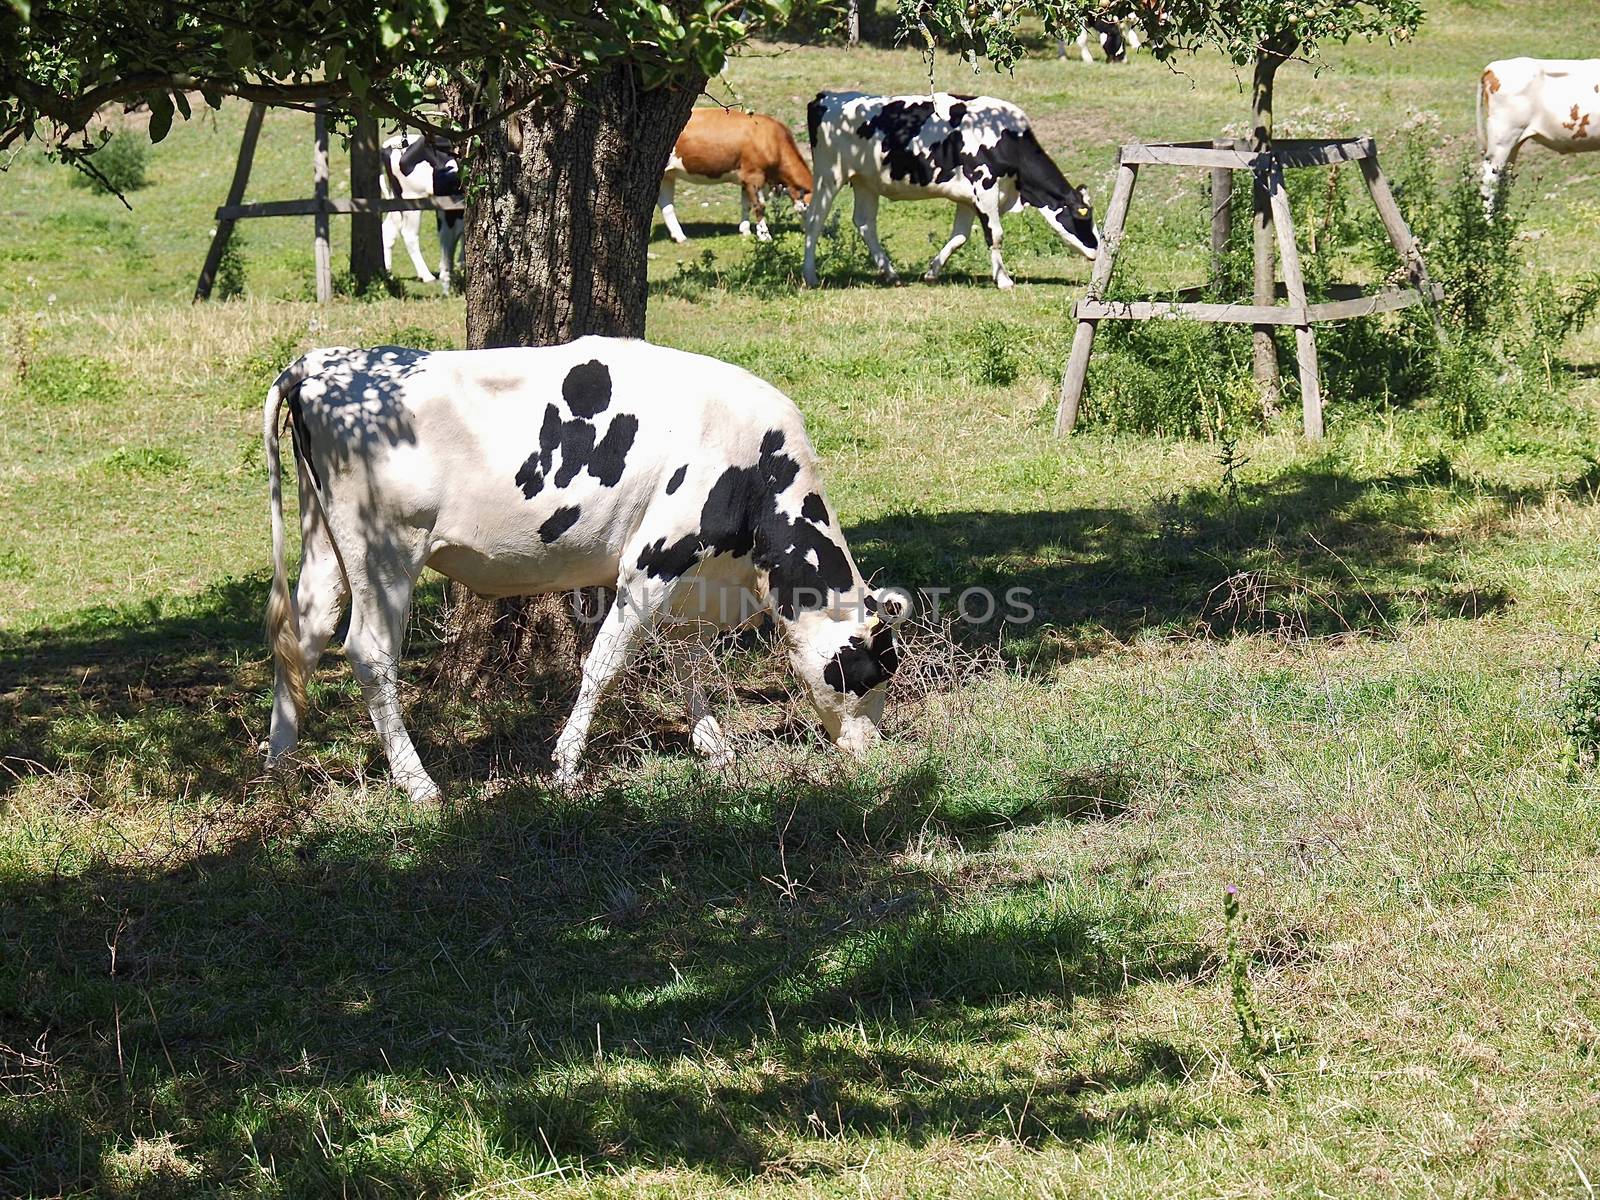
[[1479, 58, 1600, 210], [263, 338, 904, 803]]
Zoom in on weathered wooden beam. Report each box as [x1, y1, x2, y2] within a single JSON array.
[[1077, 298, 1310, 325], [1210, 141, 1232, 290], [1266, 162, 1323, 440], [1118, 138, 1374, 171], [313, 105, 332, 304], [1086, 286, 1433, 325], [1121, 143, 1261, 169], [1055, 159, 1139, 436], [194, 102, 266, 301], [216, 196, 466, 219]]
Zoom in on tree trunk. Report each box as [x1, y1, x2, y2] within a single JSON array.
[[847, 0, 860, 46], [349, 109, 385, 291], [1249, 32, 1297, 417], [465, 63, 703, 346], [440, 64, 704, 697]]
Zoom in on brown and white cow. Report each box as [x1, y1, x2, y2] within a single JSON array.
[[658, 109, 814, 243], [1479, 58, 1600, 210]]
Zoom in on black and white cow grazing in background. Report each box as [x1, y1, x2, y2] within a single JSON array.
[[380, 133, 463, 292], [264, 338, 903, 803], [1062, 16, 1134, 63], [804, 91, 1099, 290]]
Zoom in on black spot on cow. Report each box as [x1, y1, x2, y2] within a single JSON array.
[[807, 92, 828, 148], [666, 464, 688, 495], [635, 429, 856, 618], [393, 134, 461, 195], [539, 505, 582, 544], [948, 92, 977, 101], [947, 102, 968, 126], [562, 359, 612, 418], [588, 415, 638, 486], [1091, 16, 1126, 62], [822, 621, 899, 695], [856, 100, 937, 186], [927, 121, 1096, 249], [515, 393, 638, 500]]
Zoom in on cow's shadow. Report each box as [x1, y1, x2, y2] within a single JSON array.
[[2, 744, 1205, 1193]]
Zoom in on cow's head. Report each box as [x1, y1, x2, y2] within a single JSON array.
[[397, 135, 462, 197], [1040, 187, 1099, 261], [786, 588, 906, 757]]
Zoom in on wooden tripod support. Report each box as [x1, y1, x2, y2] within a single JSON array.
[[1054, 137, 1443, 440], [193, 102, 464, 303]]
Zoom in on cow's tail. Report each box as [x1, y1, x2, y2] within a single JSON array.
[[1475, 69, 1486, 153], [264, 359, 309, 725]]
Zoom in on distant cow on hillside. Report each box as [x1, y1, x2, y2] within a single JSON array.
[[803, 91, 1099, 290], [1478, 58, 1600, 210], [657, 109, 814, 243], [380, 133, 463, 292]]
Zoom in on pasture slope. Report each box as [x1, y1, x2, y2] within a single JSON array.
[[5, 2, 1600, 1195]]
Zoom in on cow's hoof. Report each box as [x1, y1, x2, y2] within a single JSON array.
[[671, 234, 689, 245], [996, 277, 1016, 291], [922, 270, 941, 284]]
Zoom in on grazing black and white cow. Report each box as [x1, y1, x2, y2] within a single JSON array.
[[803, 91, 1099, 290], [1478, 58, 1600, 210], [1061, 16, 1136, 63], [380, 133, 463, 292], [264, 338, 903, 802]]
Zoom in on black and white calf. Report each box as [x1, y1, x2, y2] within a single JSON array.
[[264, 338, 902, 802], [380, 133, 463, 292], [803, 91, 1099, 290]]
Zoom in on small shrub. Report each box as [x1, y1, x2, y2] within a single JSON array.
[[332, 266, 404, 300], [1223, 885, 1265, 1060], [214, 230, 247, 301], [381, 325, 457, 351], [1560, 650, 1600, 768], [23, 356, 125, 406], [965, 319, 1019, 386], [0, 548, 33, 581], [1087, 318, 1259, 439], [68, 130, 149, 195], [102, 446, 190, 478]]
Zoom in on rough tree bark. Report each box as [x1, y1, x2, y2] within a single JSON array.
[[349, 110, 385, 290], [1249, 30, 1298, 416], [439, 64, 705, 695]]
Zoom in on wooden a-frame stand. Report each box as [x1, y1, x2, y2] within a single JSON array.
[[194, 102, 463, 303], [1054, 137, 1443, 440]]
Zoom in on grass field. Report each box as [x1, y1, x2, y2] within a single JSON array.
[[8, 3, 1600, 1196]]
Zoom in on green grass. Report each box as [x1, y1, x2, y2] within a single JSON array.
[[8, 2, 1600, 1196]]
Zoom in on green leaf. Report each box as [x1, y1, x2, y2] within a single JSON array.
[[146, 91, 174, 143], [223, 28, 253, 71], [428, 0, 448, 28], [172, 90, 190, 120], [379, 11, 406, 47], [7, 0, 30, 21], [325, 45, 345, 80]]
